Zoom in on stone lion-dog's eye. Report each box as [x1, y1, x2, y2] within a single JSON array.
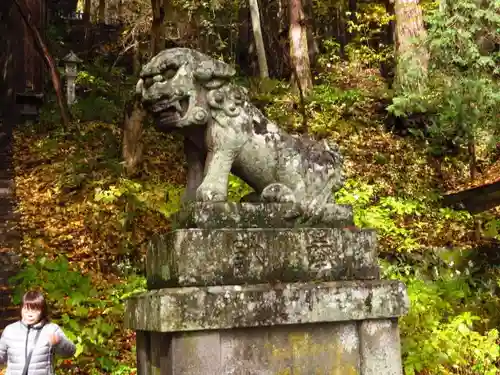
[[163, 68, 178, 80]]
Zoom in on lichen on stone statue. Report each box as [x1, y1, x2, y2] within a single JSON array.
[[136, 47, 344, 220]]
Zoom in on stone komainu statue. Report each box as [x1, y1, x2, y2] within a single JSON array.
[[136, 48, 344, 218]]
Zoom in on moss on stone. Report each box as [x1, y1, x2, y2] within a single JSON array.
[[125, 280, 409, 332], [172, 202, 354, 230], [146, 228, 380, 288]]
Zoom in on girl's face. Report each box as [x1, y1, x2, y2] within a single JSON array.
[[21, 306, 42, 325]]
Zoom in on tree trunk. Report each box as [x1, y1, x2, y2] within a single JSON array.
[[394, 0, 428, 91], [150, 0, 167, 57], [249, 0, 269, 78], [289, 0, 313, 96], [468, 138, 477, 182], [83, 0, 91, 48], [304, 0, 319, 67], [336, 3, 347, 58], [236, 6, 252, 76], [98, 0, 105, 23], [381, 0, 396, 86], [122, 96, 147, 175], [13, 0, 71, 129], [347, 0, 357, 43], [118, 0, 124, 20], [83, 0, 91, 23], [133, 41, 142, 76]]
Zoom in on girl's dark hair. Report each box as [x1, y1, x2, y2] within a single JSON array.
[[21, 291, 49, 321]]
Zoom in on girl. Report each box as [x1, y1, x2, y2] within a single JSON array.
[[0, 291, 76, 375]]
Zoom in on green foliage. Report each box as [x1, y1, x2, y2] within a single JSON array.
[[383, 261, 500, 375], [9, 256, 146, 374], [39, 61, 135, 129], [389, 0, 500, 156], [426, 1, 499, 75], [260, 70, 383, 137], [227, 174, 254, 202], [316, 39, 342, 68], [72, 95, 121, 124], [306, 84, 365, 135], [336, 179, 473, 252], [478, 211, 500, 240], [37, 98, 64, 131], [72, 60, 136, 123], [313, 0, 392, 68], [345, 3, 394, 67], [12, 108, 186, 374]]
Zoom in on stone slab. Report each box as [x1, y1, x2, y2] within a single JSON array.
[[360, 319, 403, 375], [125, 280, 409, 332], [136, 323, 361, 375], [172, 202, 354, 229], [146, 228, 379, 288]]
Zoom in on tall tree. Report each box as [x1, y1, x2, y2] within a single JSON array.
[[82, 0, 91, 47], [289, 0, 313, 134], [83, 0, 91, 23], [249, 0, 269, 78], [13, 0, 70, 129], [289, 0, 313, 97], [98, 0, 106, 23], [347, 0, 357, 43], [393, 0, 428, 91], [122, 96, 147, 175], [150, 0, 167, 56], [117, 0, 124, 20], [304, 0, 319, 67], [133, 41, 142, 76]]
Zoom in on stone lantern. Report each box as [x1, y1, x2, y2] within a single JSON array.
[[62, 51, 82, 106]]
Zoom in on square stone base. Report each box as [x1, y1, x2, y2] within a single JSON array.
[[125, 280, 408, 332], [146, 228, 379, 289], [136, 319, 403, 375]]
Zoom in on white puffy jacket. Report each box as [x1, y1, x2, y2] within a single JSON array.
[[0, 320, 75, 375]]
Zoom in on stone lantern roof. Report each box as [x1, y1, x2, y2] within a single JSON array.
[[62, 51, 82, 64]]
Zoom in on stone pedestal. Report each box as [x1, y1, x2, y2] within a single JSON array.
[[125, 203, 409, 375]]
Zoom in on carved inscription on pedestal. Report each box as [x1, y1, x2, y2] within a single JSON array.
[[249, 236, 267, 270], [233, 239, 247, 275], [306, 230, 333, 274], [231, 234, 267, 277]]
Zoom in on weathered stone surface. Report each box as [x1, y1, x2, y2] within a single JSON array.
[[125, 280, 409, 332], [169, 331, 221, 374], [136, 323, 361, 375], [172, 202, 354, 229], [135, 331, 151, 375], [146, 228, 379, 288], [219, 323, 361, 375], [360, 319, 403, 375], [136, 48, 344, 221]]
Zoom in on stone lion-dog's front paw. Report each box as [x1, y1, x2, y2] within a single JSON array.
[[196, 183, 227, 202]]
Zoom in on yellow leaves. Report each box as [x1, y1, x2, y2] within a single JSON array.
[[12, 123, 181, 272], [341, 127, 438, 196]]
